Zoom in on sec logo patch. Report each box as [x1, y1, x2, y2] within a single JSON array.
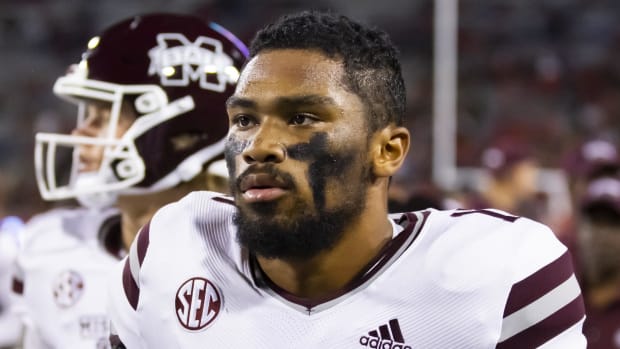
[[175, 277, 222, 331]]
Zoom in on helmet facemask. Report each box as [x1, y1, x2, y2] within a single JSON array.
[[35, 65, 195, 208], [34, 14, 249, 208]]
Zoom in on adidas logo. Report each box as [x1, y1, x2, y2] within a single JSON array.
[[359, 319, 412, 349]]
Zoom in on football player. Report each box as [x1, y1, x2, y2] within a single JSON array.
[[109, 11, 586, 348], [12, 13, 247, 348]]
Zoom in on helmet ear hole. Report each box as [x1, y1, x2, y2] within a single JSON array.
[[135, 92, 162, 114], [114, 158, 145, 180]]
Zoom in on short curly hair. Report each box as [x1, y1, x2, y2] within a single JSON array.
[[249, 10, 406, 132]]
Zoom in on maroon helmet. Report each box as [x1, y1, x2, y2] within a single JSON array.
[[565, 139, 620, 180], [35, 13, 248, 207]]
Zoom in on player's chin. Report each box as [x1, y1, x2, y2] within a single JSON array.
[[237, 199, 280, 217]]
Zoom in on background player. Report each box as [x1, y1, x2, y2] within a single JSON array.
[[12, 13, 247, 348], [109, 10, 586, 348]]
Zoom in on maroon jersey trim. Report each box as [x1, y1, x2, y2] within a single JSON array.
[[122, 259, 139, 310], [136, 222, 150, 266], [212, 195, 235, 205], [121, 223, 151, 310], [503, 250, 575, 317], [497, 295, 585, 349], [11, 277, 24, 295]]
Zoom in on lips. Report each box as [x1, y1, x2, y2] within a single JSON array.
[[238, 172, 289, 203]]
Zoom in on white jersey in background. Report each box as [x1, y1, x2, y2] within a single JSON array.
[[13, 207, 122, 349], [109, 191, 586, 349], [0, 216, 24, 348]]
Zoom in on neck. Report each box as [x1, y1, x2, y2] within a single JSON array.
[[257, 183, 393, 299]]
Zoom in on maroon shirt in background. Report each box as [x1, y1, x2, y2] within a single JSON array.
[[583, 300, 620, 349], [560, 227, 620, 348]]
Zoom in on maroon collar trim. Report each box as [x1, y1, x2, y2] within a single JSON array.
[[251, 211, 430, 312]]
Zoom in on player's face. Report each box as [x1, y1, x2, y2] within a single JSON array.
[[225, 49, 373, 259], [72, 100, 136, 172]]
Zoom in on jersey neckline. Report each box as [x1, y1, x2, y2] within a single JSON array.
[[249, 211, 430, 315]]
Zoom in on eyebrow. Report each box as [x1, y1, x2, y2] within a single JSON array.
[[226, 96, 256, 109], [226, 95, 338, 110]]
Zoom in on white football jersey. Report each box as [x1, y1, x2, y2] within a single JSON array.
[[0, 216, 24, 347], [13, 206, 122, 349], [109, 191, 586, 349]]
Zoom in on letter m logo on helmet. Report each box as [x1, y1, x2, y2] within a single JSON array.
[[148, 33, 239, 92]]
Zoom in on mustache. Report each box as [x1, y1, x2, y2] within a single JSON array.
[[234, 165, 296, 191]]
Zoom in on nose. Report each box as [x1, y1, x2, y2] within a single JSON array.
[[241, 124, 286, 165], [71, 126, 97, 138]]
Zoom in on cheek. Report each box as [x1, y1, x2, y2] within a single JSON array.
[[224, 136, 250, 177], [288, 132, 357, 180], [115, 123, 130, 138], [288, 132, 367, 209], [322, 153, 370, 203]]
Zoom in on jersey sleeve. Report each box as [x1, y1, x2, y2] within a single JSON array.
[[496, 220, 586, 348], [107, 222, 151, 349]]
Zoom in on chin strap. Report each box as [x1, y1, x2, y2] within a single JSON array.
[[74, 172, 119, 209]]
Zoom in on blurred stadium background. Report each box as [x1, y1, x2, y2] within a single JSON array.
[[0, 0, 619, 222]]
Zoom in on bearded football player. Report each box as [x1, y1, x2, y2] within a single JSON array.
[[109, 11, 586, 348]]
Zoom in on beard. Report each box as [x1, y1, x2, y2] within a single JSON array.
[[234, 200, 365, 260], [229, 131, 374, 260], [233, 168, 370, 260]]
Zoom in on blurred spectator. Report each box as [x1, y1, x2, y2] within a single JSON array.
[[465, 138, 547, 221], [570, 176, 620, 348], [564, 138, 620, 202], [556, 138, 620, 348], [555, 138, 620, 240]]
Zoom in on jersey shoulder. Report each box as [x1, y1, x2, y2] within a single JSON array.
[[425, 208, 562, 249], [419, 210, 585, 347], [137, 190, 237, 266], [116, 191, 237, 314], [149, 190, 235, 238], [20, 206, 119, 255], [421, 208, 568, 282]]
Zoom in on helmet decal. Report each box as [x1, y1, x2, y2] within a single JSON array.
[[148, 33, 238, 92]]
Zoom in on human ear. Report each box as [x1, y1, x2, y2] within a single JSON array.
[[372, 125, 410, 178]]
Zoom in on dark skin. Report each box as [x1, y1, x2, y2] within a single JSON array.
[[225, 49, 410, 299]]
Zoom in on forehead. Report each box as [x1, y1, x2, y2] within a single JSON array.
[[234, 49, 348, 100]]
